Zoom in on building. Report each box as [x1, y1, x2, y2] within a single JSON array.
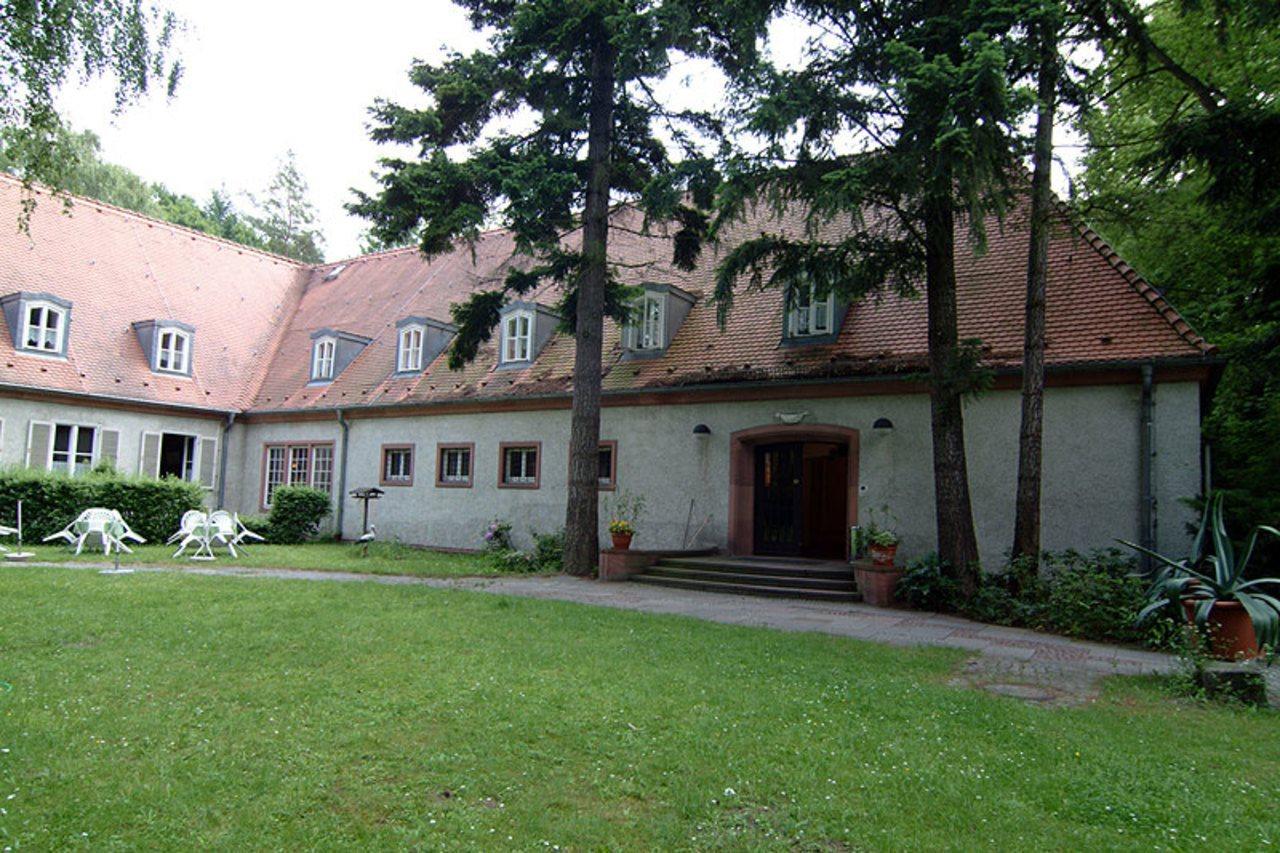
[[0, 175, 1216, 567]]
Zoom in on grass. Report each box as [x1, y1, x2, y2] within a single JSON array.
[[1, 567, 1278, 849], [23, 541, 510, 577]]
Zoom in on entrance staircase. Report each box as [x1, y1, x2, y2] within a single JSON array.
[[631, 554, 858, 601]]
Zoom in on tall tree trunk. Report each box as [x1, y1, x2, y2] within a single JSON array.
[[924, 192, 982, 595], [1012, 19, 1058, 563], [563, 33, 615, 576]]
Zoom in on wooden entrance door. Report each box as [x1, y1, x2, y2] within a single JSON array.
[[754, 442, 804, 556]]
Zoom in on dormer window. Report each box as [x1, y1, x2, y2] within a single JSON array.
[[620, 284, 695, 360], [398, 325, 424, 373], [156, 328, 191, 374], [2, 292, 73, 357], [502, 310, 533, 364], [788, 284, 835, 338], [132, 319, 195, 376], [308, 328, 372, 383], [312, 336, 336, 381], [24, 301, 65, 353], [630, 292, 664, 351]]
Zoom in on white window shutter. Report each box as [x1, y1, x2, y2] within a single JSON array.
[[197, 437, 218, 490], [25, 421, 52, 469], [98, 429, 120, 469], [139, 431, 162, 478]]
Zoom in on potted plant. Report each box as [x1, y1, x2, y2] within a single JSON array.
[[867, 528, 900, 567], [1122, 492, 1280, 660], [852, 513, 904, 607], [604, 492, 646, 551]]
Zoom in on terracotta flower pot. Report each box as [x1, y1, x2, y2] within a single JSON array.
[[869, 543, 898, 567], [854, 562, 905, 607], [610, 531, 634, 550], [1182, 598, 1259, 660]]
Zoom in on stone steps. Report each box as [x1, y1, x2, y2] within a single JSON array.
[[631, 555, 858, 601]]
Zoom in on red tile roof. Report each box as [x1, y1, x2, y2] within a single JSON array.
[[0, 175, 305, 411], [0, 175, 1212, 416]]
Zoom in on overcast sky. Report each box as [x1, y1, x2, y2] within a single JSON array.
[[57, 2, 1077, 262], [58, 0, 490, 260]]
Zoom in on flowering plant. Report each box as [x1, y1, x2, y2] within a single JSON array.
[[608, 519, 635, 536], [482, 518, 513, 551]]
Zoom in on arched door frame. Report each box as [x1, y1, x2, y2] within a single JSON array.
[[728, 423, 860, 559]]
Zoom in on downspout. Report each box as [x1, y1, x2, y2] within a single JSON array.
[[1139, 363, 1156, 571], [336, 408, 350, 541], [216, 412, 236, 509]]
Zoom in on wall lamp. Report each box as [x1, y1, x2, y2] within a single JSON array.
[[693, 423, 712, 438], [872, 417, 895, 433]]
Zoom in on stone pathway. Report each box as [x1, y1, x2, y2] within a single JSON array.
[[22, 559, 1186, 705]]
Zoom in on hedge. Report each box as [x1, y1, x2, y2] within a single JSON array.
[[264, 486, 331, 543], [0, 467, 205, 544]]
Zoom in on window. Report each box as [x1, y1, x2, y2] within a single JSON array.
[[598, 441, 617, 490], [159, 433, 197, 480], [22, 301, 65, 354], [630, 292, 665, 350], [262, 442, 335, 508], [788, 284, 836, 338], [156, 328, 191, 374], [436, 443, 474, 488], [502, 311, 533, 363], [499, 442, 540, 488], [381, 444, 414, 486], [398, 325, 424, 373], [51, 424, 96, 475], [312, 337, 336, 381]]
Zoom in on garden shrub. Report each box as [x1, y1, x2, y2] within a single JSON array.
[[895, 547, 1171, 648], [485, 527, 564, 573], [238, 514, 273, 540], [266, 486, 331, 543], [0, 467, 204, 543]]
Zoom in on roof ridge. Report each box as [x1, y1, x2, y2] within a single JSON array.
[[1052, 196, 1214, 355], [0, 172, 308, 268]]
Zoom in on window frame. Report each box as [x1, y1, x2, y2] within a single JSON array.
[[597, 440, 618, 491], [49, 422, 98, 475], [630, 292, 665, 351], [500, 309, 534, 365], [435, 442, 475, 489], [260, 441, 336, 509], [498, 441, 541, 490], [787, 284, 837, 339], [311, 336, 337, 381], [397, 325, 424, 374], [20, 299, 67, 355], [380, 443, 415, 487], [155, 327, 192, 375]]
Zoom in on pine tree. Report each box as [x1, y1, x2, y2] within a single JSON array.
[[251, 151, 325, 263], [349, 0, 769, 575]]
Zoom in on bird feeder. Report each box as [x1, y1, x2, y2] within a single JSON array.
[[348, 487, 385, 535]]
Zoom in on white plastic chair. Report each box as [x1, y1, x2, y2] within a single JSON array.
[[231, 513, 265, 548], [44, 508, 143, 556], [0, 522, 15, 553], [207, 511, 240, 558], [167, 511, 208, 545]]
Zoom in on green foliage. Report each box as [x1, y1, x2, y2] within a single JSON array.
[[238, 514, 273, 540], [482, 518, 513, 551], [896, 549, 1176, 647], [488, 529, 564, 573], [265, 486, 331, 544], [1121, 492, 1280, 649], [247, 150, 325, 263], [1076, 0, 1280, 550], [0, 0, 181, 207], [0, 466, 203, 543]]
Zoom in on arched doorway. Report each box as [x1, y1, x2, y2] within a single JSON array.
[[728, 424, 859, 560]]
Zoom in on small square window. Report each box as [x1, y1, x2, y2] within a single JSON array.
[[22, 301, 67, 354], [156, 328, 191, 374], [788, 284, 836, 338], [499, 443, 540, 488], [436, 443, 474, 488], [381, 444, 414, 486]]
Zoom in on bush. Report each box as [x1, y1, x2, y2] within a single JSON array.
[[487, 529, 564, 574], [266, 486, 331, 544], [0, 467, 204, 543], [894, 547, 1173, 648], [238, 514, 273, 540]]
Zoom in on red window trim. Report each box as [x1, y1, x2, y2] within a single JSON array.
[[498, 441, 542, 490], [260, 441, 335, 510], [379, 443, 415, 487], [588, 440, 618, 491], [435, 442, 475, 489]]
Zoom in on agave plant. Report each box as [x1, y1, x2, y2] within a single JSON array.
[[1119, 493, 1280, 649]]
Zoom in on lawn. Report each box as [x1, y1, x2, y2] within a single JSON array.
[[1, 567, 1278, 849], [25, 541, 507, 577]]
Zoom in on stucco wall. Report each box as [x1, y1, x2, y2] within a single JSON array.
[[0, 393, 226, 500], [227, 380, 1202, 566]]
